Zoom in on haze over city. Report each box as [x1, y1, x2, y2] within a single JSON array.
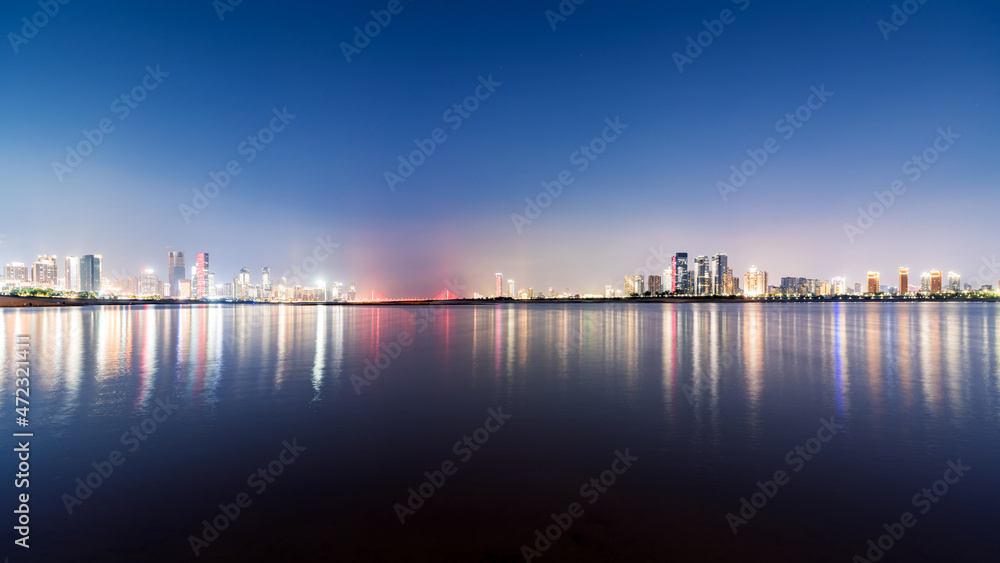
[[2, 1, 997, 297]]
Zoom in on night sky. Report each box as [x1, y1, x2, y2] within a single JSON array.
[[1, 1, 998, 297]]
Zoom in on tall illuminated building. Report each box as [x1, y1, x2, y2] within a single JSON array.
[[695, 256, 710, 295], [665, 263, 674, 293], [31, 255, 58, 288], [832, 277, 847, 295], [348, 282, 356, 302], [633, 274, 644, 295], [80, 255, 102, 293], [867, 272, 880, 295], [508, 279, 514, 298], [898, 268, 909, 295], [930, 270, 943, 294], [624, 275, 635, 296], [674, 253, 689, 294], [920, 272, 931, 292], [140, 269, 159, 296], [712, 253, 728, 295], [195, 253, 210, 299], [64, 256, 81, 291], [743, 266, 768, 296], [168, 251, 186, 296], [648, 274, 662, 295], [948, 272, 961, 292], [495, 273, 503, 298]]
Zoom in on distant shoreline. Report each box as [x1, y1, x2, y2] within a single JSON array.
[[2, 294, 998, 308]]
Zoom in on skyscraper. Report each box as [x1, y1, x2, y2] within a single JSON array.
[[495, 273, 503, 298], [81, 255, 102, 293], [348, 281, 356, 302], [948, 272, 961, 292], [695, 256, 710, 295], [508, 279, 515, 298], [140, 269, 159, 296], [196, 253, 210, 299], [930, 270, 943, 294], [633, 274, 644, 295], [65, 256, 80, 291], [920, 272, 931, 292], [168, 251, 186, 296], [712, 253, 728, 295], [31, 255, 58, 287], [648, 274, 662, 295], [867, 272, 880, 295], [743, 266, 768, 297], [899, 267, 909, 295], [674, 253, 688, 294]]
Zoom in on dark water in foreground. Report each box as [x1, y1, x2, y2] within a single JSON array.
[[1, 302, 998, 562]]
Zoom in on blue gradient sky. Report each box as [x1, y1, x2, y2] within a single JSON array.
[[1, 1, 998, 297]]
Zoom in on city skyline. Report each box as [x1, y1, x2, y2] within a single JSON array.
[[1, 2, 997, 297]]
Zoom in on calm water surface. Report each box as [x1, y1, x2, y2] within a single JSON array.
[[1, 302, 998, 562]]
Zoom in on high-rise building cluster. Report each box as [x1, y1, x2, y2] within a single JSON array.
[[1, 248, 357, 303]]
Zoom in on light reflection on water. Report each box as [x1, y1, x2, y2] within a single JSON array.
[[0, 302, 997, 561]]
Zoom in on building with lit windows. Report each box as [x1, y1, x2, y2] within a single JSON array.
[[31, 255, 58, 288], [81, 255, 102, 293], [674, 253, 689, 294], [920, 272, 931, 292], [695, 256, 710, 295], [4, 263, 29, 285], [867, 272, 880, 294], [930, 270, 943, 294], [948, 272, 961, 292], [743, 266, 768, 297], [633, 274, 644, 295], [168, 251, 185, 296], [495, 273, 503, 298], [899, 268, 909, 295], [140, 269, 159, 296], [648, 274, 662, 295]]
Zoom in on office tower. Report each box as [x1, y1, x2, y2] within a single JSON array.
[[605, 284, 613, 298], [648, 274, 662, 295], [947, 272, 961, 292], [207, 272, 216, 298], [348, 282, 356, 302], [139, 269, 159, 296], [4, 263, 30, 284], [195, 253, 210, 299], [508, 279, 514, 298], [494, 273, 503, 297], [665, 264, 674, 294], [919, 272, 931, 292], [695, 256, 710, 295], [819, 281, 831, 296], [624, 275, 635, 296], [81, 255, 102, 293], [64, 256, 80, 291], [712, 253, 728, 295], [262, 267, 270, 290], [31, 255, 58, 287], [930, 270, 942, 294], [867, 272, 880, 294], [168, 251, 186, 296], [633, 274, 644, 295], [899, 268, 909, 295], [675, 253, 689, 294]]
